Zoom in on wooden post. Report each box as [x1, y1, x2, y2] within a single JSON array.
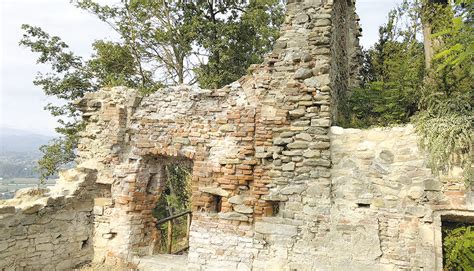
[[167, 220, 173, 254], [186, 212, 192, 246]]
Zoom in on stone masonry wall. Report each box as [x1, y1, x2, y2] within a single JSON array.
[[2, 0, 472, 270], [329, 125, 472, 270], [71, 0, 363, 269], [0, 168, 99, 270]]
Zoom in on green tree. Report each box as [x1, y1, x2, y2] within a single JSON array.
[[339, 3, 425, 127], [19, 25, 144, 180], [341, 0, 472, 184], [75, 0, 284, 88], [75, 0, 194, 85], [413, 0, 473, 179], [184, 0, 284, 88], [21, 1, 284, 180]]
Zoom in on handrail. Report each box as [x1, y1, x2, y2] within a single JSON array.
[[156, 210, 192, 225], [155, 210, 192, 254]]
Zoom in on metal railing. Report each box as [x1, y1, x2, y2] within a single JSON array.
[[156, 210, 192, 254]]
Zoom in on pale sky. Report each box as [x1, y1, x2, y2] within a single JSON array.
[[0, 0, 401, 136]]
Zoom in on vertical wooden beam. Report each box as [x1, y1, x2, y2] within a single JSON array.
[[186, 212, 192, 247], [167, 220, 173, 254]]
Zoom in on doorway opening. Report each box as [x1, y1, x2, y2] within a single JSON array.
[[152, 161, 193, 255], [441, 215, 474, 270]]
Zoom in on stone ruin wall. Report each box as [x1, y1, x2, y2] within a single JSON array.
[[0, 168, 102, 270], [0, 0, 472, 270], [328, 125, 471, 270]]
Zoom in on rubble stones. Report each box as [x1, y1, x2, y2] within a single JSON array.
[[294, 68, 313, 79]]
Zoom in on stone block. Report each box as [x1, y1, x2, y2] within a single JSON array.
[[261, 194, 289, 202], [219, 124, 236, 132], [294, 68, 313, 80], [0, 206, 15, 215], [295, 133, 312, 141], [234, 205, 253, 214], [280, 185, 307, 195], [287, 141, 309, 149], [199, 187, 230, 197], [424, 179, 441, 191], [282, 162, 296, 171], [228, 195, 244, 205], [22, 204, 44, 215], [303, 159, 330, 167], [254, 222, 297, 237], [219, 212, 248, 221]]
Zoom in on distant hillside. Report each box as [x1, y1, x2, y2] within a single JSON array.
[[0, 127, 52, 154], [0, 127, 54, 179]]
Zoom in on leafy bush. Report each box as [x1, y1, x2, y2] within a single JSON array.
[[443, 224, 474, 270], [413, 0, 473, 182]]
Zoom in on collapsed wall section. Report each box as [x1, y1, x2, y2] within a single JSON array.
[[0, 168, 99, 270]]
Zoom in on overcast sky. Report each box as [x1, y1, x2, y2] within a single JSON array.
[[0, 0, 401, 136]]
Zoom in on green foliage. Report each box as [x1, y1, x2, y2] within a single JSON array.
[[432, 0, 473, 72], [75, 0, 190, 85], [21, 1, 284, 180], [75, 0, 284, 88], [342, 81, 418, 128], [443, 224, 474, 270], [185, 0, 284, 88], [37, 136, 77, 182], [153, 164, 192, 220], [153, 164, 192, 253], [339, 4, 425, 128], [19, 25, 143, 181], [88, 40, 141, 87], [413, 0, 473, 180], [340, 0, 472, 183]]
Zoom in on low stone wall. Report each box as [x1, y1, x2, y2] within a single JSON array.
[[327, 125, 472, 270], [0, 168, 97, 270]]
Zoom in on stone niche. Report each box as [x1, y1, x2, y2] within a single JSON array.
[[1, 0, 471, 270]]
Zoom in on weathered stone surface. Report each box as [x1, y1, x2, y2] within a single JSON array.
[[378, 150, 394, 163], [294, 68, 313, 80], [294, 13, 310, 24], [408, 186, 424, 200], [255, 222, 297, 236], [280, 185, 307, 195], [330, 125, 468, 271], [295, 133, 312, 141], [282, 162, 296, 171], [219, 124, 236, 132], [424, 179, 442, 191], [0, 206, 15, 215], [219, 212, 248, 221], [234, 205, 253, 214], [0, 168, 97, 270], [303, 150, 320, 158], [228, 195, 244, 205], [303, 158, 330, 167], [199, 187, 230, 197], [289, 108, 306, 118], [287, 141, 309, 149]]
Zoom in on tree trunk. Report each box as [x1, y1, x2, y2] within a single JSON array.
[[422, 22, 434, 69], [421, 0, 449, 70]]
